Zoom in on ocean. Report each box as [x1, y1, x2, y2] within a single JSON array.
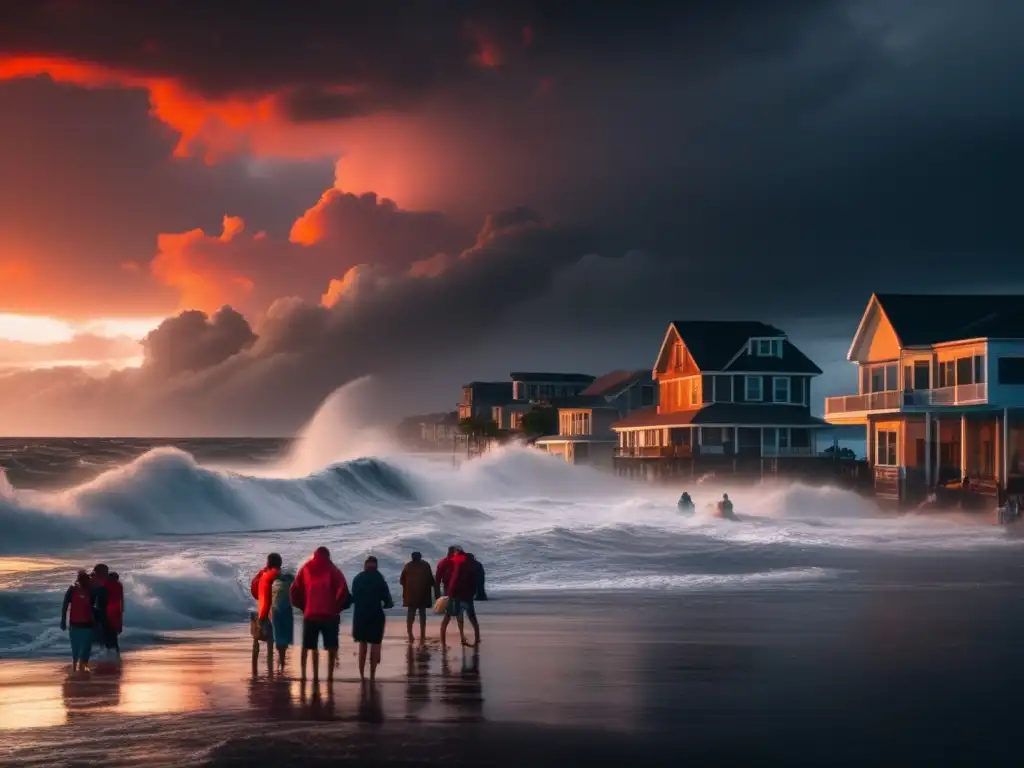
[[0, 381, 1021, 661]]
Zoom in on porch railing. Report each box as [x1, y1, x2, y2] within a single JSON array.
[[824, 390, 901, 415], [902, 382, 988, 407], [615, 445, 693, 458], [825, 382, 989, 415], [762, 446, 814, 457]]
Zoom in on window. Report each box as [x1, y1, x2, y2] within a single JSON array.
[[772, 376, 790, 403], [956, 357, 974, 386], [641, 385, 655, 407], [701, 427, 724, 446], [870, 367, 884, 393], [751, 338, 783, 357], [937, 360, 954, 388], [885, 364, 898, 391], [745, 376, 763, 401], [713, 375, 732, 402], [974, 355, 986, 384], [689, 378, 700, 406], [999, 357, 1024, 385], [876, 430, 898, 466]]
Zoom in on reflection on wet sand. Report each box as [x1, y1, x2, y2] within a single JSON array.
[[247, 675, 296, 721], [438, 647, 484, 721], [298, 680, 336, 720], [357, 683, 384, 723], [405, 643, 431, 717], [63, 668, 123, 721]]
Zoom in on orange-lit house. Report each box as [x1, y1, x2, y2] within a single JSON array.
[[612, 321, 827, 460], [824, 293, 1024, 503]]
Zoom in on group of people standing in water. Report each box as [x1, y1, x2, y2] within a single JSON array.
[[249, 545, 486, 684], [59, 563, 124, 672], [678, 492, 736, 519]]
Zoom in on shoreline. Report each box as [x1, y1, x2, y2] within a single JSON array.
[[4, 588, 1024, 766]]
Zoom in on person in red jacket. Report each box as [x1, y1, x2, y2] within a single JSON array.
[[440, 547, 477, 647], [435, 546, 457, 595], [250, 553, 281, 674], [60, 571, 94, 672], [106, 572, 124, 655], [289, 546, 349, 683]]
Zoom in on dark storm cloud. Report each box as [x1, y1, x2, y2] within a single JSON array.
[[141, 307, 255, 376]]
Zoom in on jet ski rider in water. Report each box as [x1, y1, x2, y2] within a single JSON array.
[[678, 492, 694, 512], [716, 493, 736, 520]]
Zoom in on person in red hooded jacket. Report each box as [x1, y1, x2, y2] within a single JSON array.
[[290, 546, 349, 683], [249, 553, 281, 674], [440, 547, 477, 648]]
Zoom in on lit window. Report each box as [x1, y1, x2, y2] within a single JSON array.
[[876, 430, 898, 466], [745, 376, 763, 401]]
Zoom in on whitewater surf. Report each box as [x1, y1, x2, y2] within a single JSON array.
[[0, 380, 1020, 658]]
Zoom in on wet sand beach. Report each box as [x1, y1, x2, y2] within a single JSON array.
[[3, 583, 1024, 767]]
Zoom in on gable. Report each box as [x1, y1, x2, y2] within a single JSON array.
[[653, 325, 701, 378], [849, 296, 902, 363]]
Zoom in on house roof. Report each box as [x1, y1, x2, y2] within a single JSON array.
[[509, 372, 595, 383], [874, 293, 1024, 346], [668, 321, 783, 370], [724, 341, 822, 374], [612, 404, 827, 430], [460, 382, 513, 401], [579, 369, 651, 397]]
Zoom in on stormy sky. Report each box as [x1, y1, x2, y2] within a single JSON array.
[[0, 0, 1021, 435]]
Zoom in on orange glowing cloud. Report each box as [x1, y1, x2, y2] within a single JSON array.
[[151, 215, 256, 313], [0, 55, 309, 163]]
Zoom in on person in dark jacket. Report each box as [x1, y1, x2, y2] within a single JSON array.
[[350, 556, 394, 682], [400, 551, 438, 644]]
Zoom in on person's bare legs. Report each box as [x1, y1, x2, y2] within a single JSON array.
[[251, 638, 259, 674], [300, 648, 309, 680], [440, 614, 451, 646], [266, 640, 274, 675], [418, 607, 427, 643], [369, 643, 381, 681], [406, 608, 415, 642], [326, 649, 337, 683], [276, 646, 287, 673], [311, 650, 320, 683], [358, 642, 368, 681]]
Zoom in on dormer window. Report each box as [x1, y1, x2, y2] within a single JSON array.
[[750, 338, 783, 358]]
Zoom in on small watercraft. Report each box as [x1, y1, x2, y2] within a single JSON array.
[[677, 492, 695, 514]]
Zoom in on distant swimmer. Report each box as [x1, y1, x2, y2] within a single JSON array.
[[678, 492, 694, 513], [716, 493, 736, 520]]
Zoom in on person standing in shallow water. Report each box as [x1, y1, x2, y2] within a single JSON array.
[[290, 546, 349, 684], [400, 551, 438, 644], [271, 568, 296, 673], [440, 548, 477, 648], [61, 571, 94, 672], [351, 556, 394, 683], [250, 553, 281, 674]]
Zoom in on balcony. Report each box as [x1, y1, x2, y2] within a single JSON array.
[[762, 446, 815, 457], [616, 445, 693, 458], [825, 390, 902, 416], [825, 382, 989, 417], [903, 382, 988, 407]]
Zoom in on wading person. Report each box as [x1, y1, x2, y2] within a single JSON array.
[[351, 556, 394, 682], [61, 570, 94, 672], [290, 546, 349, 684], [440, 548, 477, 648], [271, 568, 296, 673], [400, 551, 438, 644], [250, 553, 282, 674], [106, 572, 124, 655]]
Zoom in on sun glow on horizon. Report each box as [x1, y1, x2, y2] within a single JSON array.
[[0, 314, 166, 344]]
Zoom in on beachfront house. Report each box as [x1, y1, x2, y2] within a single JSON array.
[[510, 372, 595, 402], [823, 293, 1024, 504], [611, 321, 828, 460], [458, 382, 514, 422], [536, 370, 655, 468]]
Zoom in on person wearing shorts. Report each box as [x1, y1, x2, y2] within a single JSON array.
[[440, 549, 477, 647], [290, 546, 349, 683], [302, 615, 340, 654]]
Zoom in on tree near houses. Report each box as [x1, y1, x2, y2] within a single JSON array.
[[458, 416, 500, 438], [521, 406, 557, 437]]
